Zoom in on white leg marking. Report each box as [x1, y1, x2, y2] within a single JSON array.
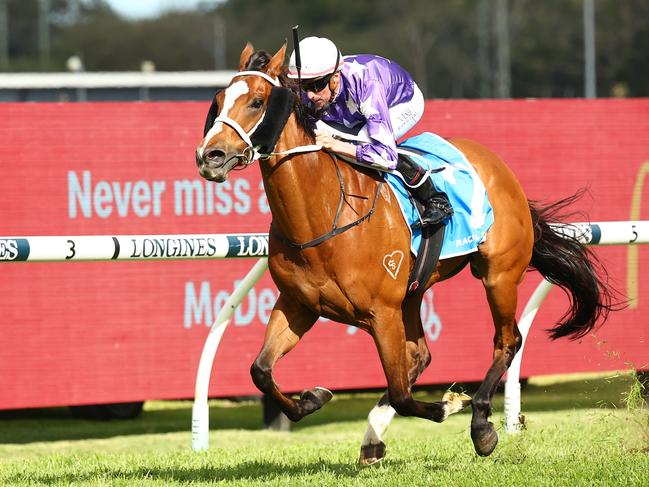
[[361, 403, 397, 446]]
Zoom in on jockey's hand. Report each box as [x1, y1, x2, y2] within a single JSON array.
[[314, 129, 337, 150], [314, 129, 357, 160]]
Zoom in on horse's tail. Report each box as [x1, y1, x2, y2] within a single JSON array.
[[528, 190, 624, 340]]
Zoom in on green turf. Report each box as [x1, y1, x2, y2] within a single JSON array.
[[0, 373, 647, 486]]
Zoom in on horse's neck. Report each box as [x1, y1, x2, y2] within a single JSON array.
[[259, 116, 346, 243]]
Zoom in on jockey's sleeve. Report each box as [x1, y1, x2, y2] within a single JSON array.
[[354, 79, 399, 170]]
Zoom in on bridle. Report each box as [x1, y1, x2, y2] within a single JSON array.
[[208, 70, 320, 166]]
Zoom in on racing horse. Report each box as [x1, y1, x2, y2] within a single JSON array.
[[195, 43, 616, 464]]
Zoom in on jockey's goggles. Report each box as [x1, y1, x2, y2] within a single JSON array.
[[302, 74, 333, 93]]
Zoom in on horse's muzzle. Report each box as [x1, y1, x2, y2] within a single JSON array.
[[196, 147, 231, 182], [199, 166, 228, 183]]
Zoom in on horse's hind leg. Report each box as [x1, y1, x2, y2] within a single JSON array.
[[249, 293, 332, 422], [470, 260, 525, 456]]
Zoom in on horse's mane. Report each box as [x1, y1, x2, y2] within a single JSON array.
[[245, 50, 317, 138]]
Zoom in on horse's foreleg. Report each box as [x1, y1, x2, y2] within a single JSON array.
[[471, 277, 522, 457], [359, 393, 394, 465], [371, 311, 466, 424], [360, 314, 470, 466], [359, 334, 426, 466], [249, 293, 331, 422]]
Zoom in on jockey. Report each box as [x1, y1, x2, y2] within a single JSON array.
[[288, 36, 453, 228]]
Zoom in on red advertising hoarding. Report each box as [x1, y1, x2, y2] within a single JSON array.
[[1, 99, 647, 410]]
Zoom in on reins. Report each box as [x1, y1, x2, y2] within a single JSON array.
[[217, 69, 383, 250]]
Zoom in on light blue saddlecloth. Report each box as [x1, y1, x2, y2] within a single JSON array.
[[386, 132, 494, 259]]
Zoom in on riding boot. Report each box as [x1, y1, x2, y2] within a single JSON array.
[[395, 154, 454, 228]]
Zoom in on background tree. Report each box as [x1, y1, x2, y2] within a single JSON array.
[[2, 0, 648, 98]]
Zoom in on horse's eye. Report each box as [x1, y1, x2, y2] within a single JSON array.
[[250, 98, 264, 110]]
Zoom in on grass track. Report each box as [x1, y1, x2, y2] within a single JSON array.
[[1, 374, 647, 486]]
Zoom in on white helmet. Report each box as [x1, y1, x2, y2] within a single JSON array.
[[287, 36, 342, 79]]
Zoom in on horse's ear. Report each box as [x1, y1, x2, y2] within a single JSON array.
[[266, 42, 287, 78], [238, 42, 255, 71]]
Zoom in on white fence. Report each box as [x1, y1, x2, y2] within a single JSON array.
[[0, 71, 237, 90], [0, 233, 269, 262], [2, 221, 647, 448]]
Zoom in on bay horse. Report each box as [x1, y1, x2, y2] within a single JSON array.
[[195, 43, 616, 464]]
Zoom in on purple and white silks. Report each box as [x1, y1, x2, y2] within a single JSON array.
[[319, 54, 423, 170]]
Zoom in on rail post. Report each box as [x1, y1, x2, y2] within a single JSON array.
[[503, 221, 649, 433], [191, 257, 268, 451]]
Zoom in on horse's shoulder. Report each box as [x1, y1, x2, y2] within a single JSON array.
[[339, 159, 382, 184]]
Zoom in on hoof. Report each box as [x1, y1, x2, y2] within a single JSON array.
[[471, 422, 499, 457], [359, 442, 386, 466], [300, 386, 333, 405], [299, 386, 333, 409]]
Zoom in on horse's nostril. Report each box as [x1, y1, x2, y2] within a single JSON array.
[[205, 149, 226, 162]]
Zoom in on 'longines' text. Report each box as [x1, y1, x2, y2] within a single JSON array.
[[130, 237, 218, 258]]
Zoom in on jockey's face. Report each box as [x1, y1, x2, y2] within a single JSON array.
[[305, 72, 340, 111]]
